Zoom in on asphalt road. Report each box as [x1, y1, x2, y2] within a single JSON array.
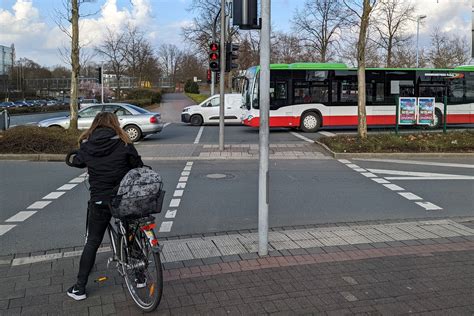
[[1, 93, 473, 256]]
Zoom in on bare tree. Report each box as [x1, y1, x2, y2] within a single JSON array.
[[271, 32, 312, 64], [96, 28, 127, 99], [372, 0, 415, 67], [340, 27, 383, 67], [428, 29, 470, 68], [391, 42, 427, 68], [344, 0, 377, 139], [292, 0, 351, 62], [175, 53, 207, 83], [157, 44, 183, 84], [237, 31, 260, 70], [123, 25, 155, 86], [55, 0, 97, 130]]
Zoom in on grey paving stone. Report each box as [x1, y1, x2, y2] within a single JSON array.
[[354, 243, 375, 250], [401, 239, 423, 246], [278, 249, 292, 256], [182, 259, 204, 267], [162, 261, 184, 270], [268, 250, 282, 257], [386, 241, 405, 247], [238, 252, 259, 260], [221, 254, 241, 262], [305, 247, 325, 254], [432, 237, 452, 244], [322, 246, 343, 253], [202, 256, 223, 265], [370, 242, 390, 248], [288, 248, 309, 256]]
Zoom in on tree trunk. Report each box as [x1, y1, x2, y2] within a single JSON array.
[[386, 38, 393, 67], [357, 0, 373, 140], [69, 0, 80, 131]]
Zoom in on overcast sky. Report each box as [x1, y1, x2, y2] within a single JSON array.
[[0, 0, 471, 67]]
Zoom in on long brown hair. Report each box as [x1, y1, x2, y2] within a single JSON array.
[[79, 112, 131, 144]]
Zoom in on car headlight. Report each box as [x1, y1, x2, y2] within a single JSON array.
[[182, 108, 189, 113]]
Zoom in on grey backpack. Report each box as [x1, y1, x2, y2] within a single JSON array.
[[110, 167, 165, 219]]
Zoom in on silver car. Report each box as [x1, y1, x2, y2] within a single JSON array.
[[38, 103, 163, 142]]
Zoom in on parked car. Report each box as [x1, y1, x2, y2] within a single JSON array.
[[14, 101, 29, 107], [181, 94, 244, 126], [0, 101, 15, 108], [46, 100, 58, 106], [37, 103, 163, 142]]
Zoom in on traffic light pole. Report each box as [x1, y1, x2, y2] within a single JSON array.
[[101, 62, 104, 103], [258, 0, 270, 256], [219, 0, 226, 151]]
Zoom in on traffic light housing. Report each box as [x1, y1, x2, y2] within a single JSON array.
[[233, 0, 260, 30], [225, 42, 239, 72], [96, 67, 102, 84], [209, 42, 220, 72]]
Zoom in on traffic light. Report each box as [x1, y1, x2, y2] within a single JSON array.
[[225, 42, 239, 72], [233, 0, 260, 30], [209, 42, 220, 72], [96, 67, 102, 84]]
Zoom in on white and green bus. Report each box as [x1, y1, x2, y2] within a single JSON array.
[[241, 63, 474, 132]]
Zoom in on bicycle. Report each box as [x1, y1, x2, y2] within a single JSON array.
[[66, 151, 164, 312]]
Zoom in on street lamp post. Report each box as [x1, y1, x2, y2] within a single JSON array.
[[416, 15, 427, 68]]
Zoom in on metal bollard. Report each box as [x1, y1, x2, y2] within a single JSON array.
[[0, 110, 10, 131]]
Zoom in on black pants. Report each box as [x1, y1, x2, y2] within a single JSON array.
[[77, 201, 111, 287]]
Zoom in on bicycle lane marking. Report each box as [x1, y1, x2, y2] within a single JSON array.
[[337, 159, 443, 211], [159, 161, 194, 233], [0, 172, 88, 236]]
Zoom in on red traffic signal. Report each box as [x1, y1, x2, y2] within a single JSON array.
[[209, 42, 220, 72], [210, 43, 219, 51]]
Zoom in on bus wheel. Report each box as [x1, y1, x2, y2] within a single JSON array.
[[300, 112, 321, 132], [428, 109, 443, 129]]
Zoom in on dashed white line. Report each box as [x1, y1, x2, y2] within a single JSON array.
[[0, 225, 16, 236], [183, 166, 192, 171], [290, 132, 315, 143], [43, 192, 66, 199], [159, 221, 173, 232], [383, 184, 404, 191], [338, 159, 351, 164], [169, 199, 181, 208], [346, 164, 360, 169], [5, 211, 37, 222], [173, 190, 184, 197], [69, 177, 86, 183], [181, 171, 190, 176], [186, 162, 194, 166], [176, 182, 186, 189], [354, 168, 366, 172], [398, 192, 422, 201], [165, 210, 177, 219], [361, 172, 377, 178], [27, 201, 51, 209], [416, 202, 443, 211], [386, 176, 474, 180], [367, 168, 470, 178], [57, 184, 78, 190], [194, 126, 204, 144], [372, 178, 390, 184], [179, 176, 188, 182], [354, 158, 474, 169]]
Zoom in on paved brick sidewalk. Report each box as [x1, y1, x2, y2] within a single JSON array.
[[1, 221, 474, 315]]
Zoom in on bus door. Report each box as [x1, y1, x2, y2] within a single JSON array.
[[270, 79, 292, 126]]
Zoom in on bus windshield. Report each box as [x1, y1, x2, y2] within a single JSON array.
[[243, 67, 257, 110]]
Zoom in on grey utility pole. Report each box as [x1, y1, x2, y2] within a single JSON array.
[[219, 0, 226, 151], [101, 62, 104, 103], [211, 10, 221, 96], [258, 0, 270, 256]]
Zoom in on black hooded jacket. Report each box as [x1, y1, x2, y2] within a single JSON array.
[[70, 128, 143, 202]]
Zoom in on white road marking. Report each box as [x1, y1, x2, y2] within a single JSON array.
[[169, 199, 181, 208], [340, 291, 358, 302], [386, 176, 474, 180], [194, 126, 204, 144], [368, 168, 471, 179], [179, 176, 188, 182], [354, 168, 366, 172], [69, 177, 86, 183], [27, 201, 51, 209], [319, 131, 336, 137], [372, 178, 390, 184], [338, 159, 351, 164], [383, 184, 404, 191], [361, 172, 377, 178], [290, 132, 315, 143], [165, 210, 177, 219], [173, 190, 184, 197], [181, 171, 190, 176], [176, 182, 187, 189], [354, 158, 474, 169], [42, 192, 66, 199], [57, 184, 78, 190], [0, 225, 16, 236], [183, 166, 192, 171], [186, 162, 194, 166], [398, 192, 422, 201], [416, 202, 443, 211], [346, 164, 360, 169], [6, 211, 37, 222], [159, 221, 173, 232], [163, 122, 171, 128]]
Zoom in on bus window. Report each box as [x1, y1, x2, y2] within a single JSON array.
[[252, 73, 259, 109], [310, 85, 328, 103], [293, 81, 310, 104], [270, 81, 288, 109], [465, 73, 474, 103], [341, 81, 358, 103]]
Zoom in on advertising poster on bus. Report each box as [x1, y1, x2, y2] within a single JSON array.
[[398, 97, 417, 125], [417, 97, 435, 125]]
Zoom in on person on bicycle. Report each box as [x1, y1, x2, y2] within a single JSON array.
[[66, 112, 143, 301]]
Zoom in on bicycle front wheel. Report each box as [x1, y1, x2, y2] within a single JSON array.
[[120, 232, 163, 312]]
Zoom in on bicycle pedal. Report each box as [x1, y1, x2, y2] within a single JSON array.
[[94, 276, 108, 283]]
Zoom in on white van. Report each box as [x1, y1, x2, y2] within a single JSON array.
[[181, 94, 243, 126]]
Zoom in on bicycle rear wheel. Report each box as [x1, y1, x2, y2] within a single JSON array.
[[120, 232, 163, 312]]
